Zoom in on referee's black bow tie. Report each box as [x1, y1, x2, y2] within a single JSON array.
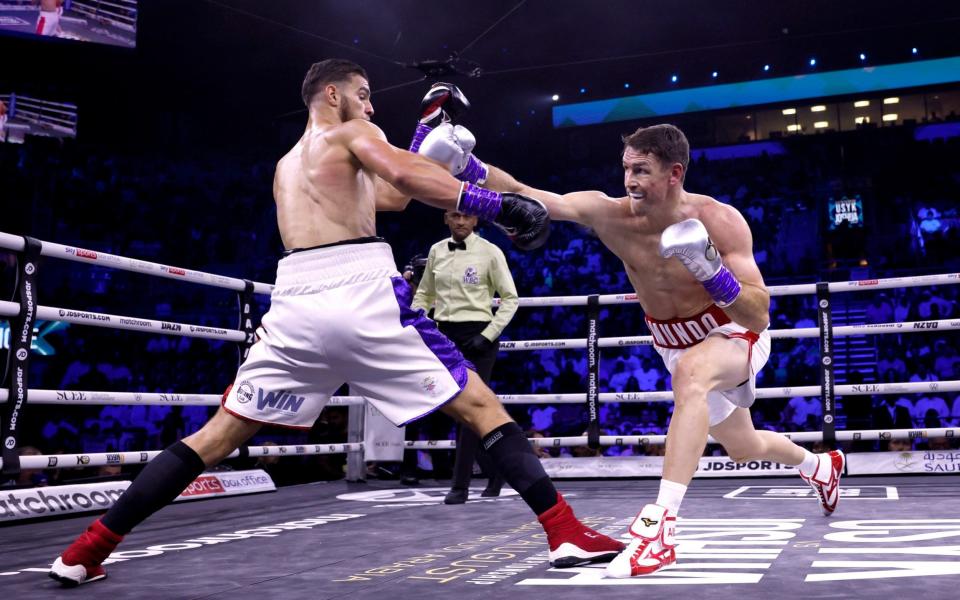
[[448, 241, 467, 251]]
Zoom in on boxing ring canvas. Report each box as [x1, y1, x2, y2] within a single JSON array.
[[3, 477, 959, 598]]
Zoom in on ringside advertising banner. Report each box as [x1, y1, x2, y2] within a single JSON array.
[[175, 469, 275, 501], [543, 451, 960, 478], [1, 469, 275, 521], [0, 481, 129, 522], [541, 456, 797, 479]]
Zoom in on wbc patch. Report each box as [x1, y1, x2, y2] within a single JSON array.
[[462, 266, 480, 285]]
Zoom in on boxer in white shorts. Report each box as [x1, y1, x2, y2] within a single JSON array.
[[427, 121, 845, 578], [223, 238, 472, 429], [646, 304, 771, 426], [51, 64, 624, 587], [35, 0, 63, 37]]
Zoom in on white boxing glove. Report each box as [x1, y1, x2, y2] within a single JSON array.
[[660, 218, 741, 307], [418, 123, 488, 184]]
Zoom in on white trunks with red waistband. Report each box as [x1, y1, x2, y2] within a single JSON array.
[[646, 304, 771, 425]]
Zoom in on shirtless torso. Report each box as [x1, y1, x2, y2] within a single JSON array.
[[517, 160, 769, 333], [271, 73, 463, 251], [274, 123, 379, 248]]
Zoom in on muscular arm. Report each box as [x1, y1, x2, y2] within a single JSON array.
[[480, 164, 608, 226], [705, 204, 770, 333], [343, 120, 462, 210], [374, 178, 412, 212]]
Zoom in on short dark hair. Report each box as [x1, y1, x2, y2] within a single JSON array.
[[621, 124, 690, 175], [301, 59, 368, 107]]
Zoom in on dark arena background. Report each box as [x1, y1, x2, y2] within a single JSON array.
[[2, 1, 960, 598]]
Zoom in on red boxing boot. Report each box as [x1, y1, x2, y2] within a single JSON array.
[[49, 519, 124, 586], [538, 493, 626, 567]]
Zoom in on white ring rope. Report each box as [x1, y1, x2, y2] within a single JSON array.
[[0, 232, 273, 295], [495, 273, 960, 307], [0, 389, 366, 407], [2, 294, 955, 350], [0, 299, 244, 342], [497, 379, 960, 404], [407, 427, 958, 450], [11, 426, 950, 470], [3, 380, 955, 407], [7, 443, 364, 471], [3, 232, 959, 475], [498, 318, 960, 351], [2, 233, 956, 305]]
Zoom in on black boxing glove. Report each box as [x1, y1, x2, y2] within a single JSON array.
[[403, 253, 428, 286], [457, 183, 551, 251], [408, 82, 470, 152], [461, 333, 493, 354]]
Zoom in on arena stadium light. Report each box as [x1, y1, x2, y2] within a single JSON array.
[[814, 121, 829, 128], [782, 108, 796, 115], [883, 113, 898, 121], [854, 100, 870, 108], [787, 124, 802, 132], [883, 97, 900, 104], [811, 105, 827, 112]]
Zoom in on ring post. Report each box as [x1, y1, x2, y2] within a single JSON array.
[[346, 397, 365, 482], [2, 236, 41, 477], [816, 282, 837, 446], [237, 279, 256, 367], [586, 294, 601, 449]]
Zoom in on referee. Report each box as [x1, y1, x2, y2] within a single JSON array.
[[413, 209, 519, 503]]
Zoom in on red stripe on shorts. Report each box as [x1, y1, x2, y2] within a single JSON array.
[[645, 304, 732, 349]]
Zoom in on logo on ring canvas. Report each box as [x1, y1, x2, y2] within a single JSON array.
[[236, 381, 254, 404]]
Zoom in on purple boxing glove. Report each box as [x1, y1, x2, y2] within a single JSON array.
[[458, 183, 550, 251]]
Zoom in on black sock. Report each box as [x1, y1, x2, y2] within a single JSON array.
[[101, 441, 206, 535], [481, 422, 558, 515]]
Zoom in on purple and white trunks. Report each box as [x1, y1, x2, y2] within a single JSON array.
[[223, 238, 470, 429]]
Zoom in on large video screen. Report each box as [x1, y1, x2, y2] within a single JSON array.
[[0, 0, 136, 48], [828, 195, 865, 231]]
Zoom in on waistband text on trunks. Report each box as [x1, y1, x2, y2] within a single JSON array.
[[645, 304, 732, 349]]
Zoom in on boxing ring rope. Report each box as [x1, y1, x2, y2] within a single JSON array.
[[492, 273, 960, 307], [1, 231, 958, 483], [70, 0, 138, 31], [405, 427, 960, 450], [12, 443, 365, 472], [496, 319, 960, 350], [2, 298, 955, 350], [1, 95, 78, 138], [3, 380, 956, 408], [0, 389, 365, 407], [0, 232, 273, 294]]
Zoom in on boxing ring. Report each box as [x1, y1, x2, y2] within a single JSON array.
[[0, 0, 137, 47], [1, 231, 959, 597]]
